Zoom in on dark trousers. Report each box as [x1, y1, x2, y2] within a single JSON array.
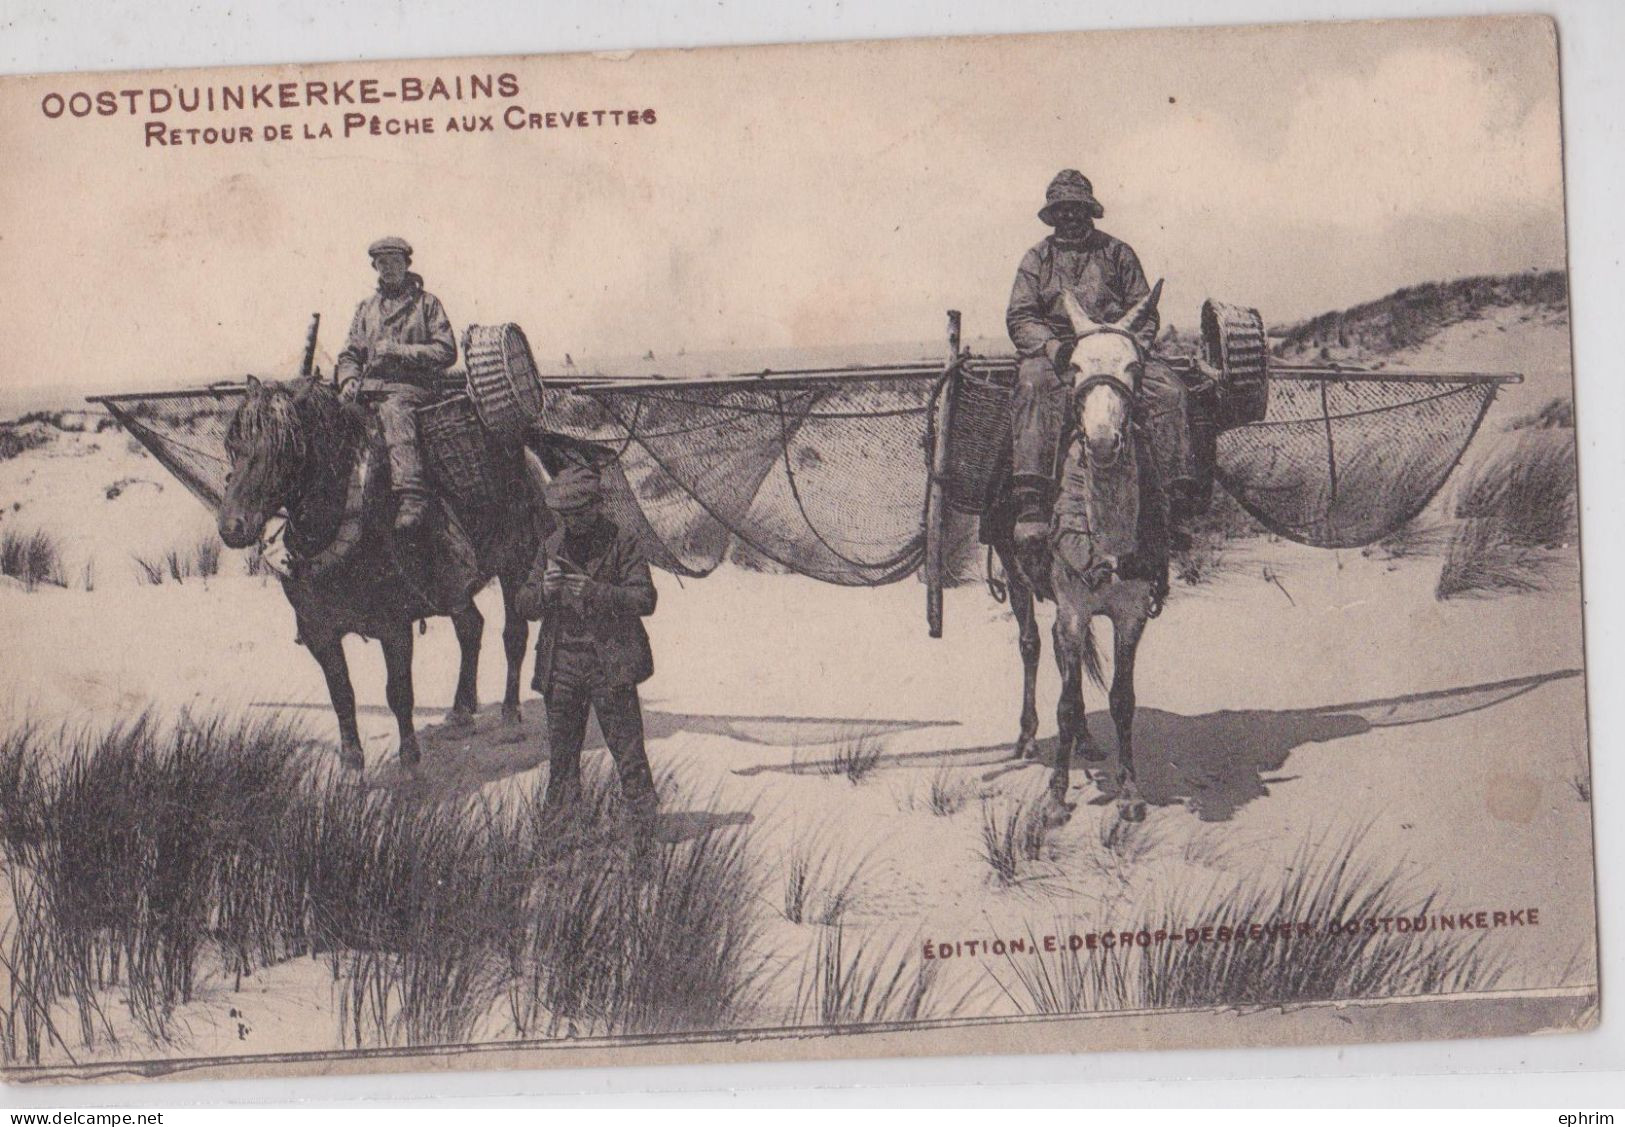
[[1011, 353, 1196, 493], [543, 681, 657, 812], [370, 380, 432, 497]]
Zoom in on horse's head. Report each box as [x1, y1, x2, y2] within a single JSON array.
[[1061, 280, 1163, 471], [219, 374, 350, 548]]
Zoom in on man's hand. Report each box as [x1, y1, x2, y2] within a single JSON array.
[[1193, 356, 1224, 387], [541, 562, 566, 598], [560, 574, 591, 609]]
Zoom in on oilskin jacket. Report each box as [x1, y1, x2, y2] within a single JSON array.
[[1006, 230, 1159, 357], [334, 273, 457, 390], [521, 515, 657, 693]]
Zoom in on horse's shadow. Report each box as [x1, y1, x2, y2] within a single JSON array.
[[733, 668, 1584, 822], [258, 668, 1579, 824]]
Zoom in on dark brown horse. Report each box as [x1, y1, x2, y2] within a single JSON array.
[[217, 375, 538, 771], [985, 285, 1170, 828]]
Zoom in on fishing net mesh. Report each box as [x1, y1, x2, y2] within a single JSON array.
[[97, 367, 1502, 583], [1215, 376, 1500, 548], [540, 375, 936, 584], [101, 393, 241, 510]]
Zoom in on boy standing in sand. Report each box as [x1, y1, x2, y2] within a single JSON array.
[[515, 462, 660, 833]]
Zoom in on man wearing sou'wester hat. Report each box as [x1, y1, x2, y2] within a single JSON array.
[[334, 236, 457, 533], [1006, 170, 1199, 549]]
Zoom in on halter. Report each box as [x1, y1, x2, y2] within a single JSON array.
[[1067, 323, 1145, 404]]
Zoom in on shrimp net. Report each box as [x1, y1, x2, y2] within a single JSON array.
[[93, 363, 1508, 583], [537, 371, 939, 584], [1213, 373, 1504, 548]]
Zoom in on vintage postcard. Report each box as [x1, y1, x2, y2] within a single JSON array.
[[0, 14, 1596, 1085]]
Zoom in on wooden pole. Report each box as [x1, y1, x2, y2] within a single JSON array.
[[300, 313, 322, 381], [924, 310, 960, 639]]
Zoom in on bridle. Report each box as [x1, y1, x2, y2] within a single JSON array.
[[1067, 323, 1145, 406]]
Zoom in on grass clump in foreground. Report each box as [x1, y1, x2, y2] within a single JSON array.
[[792, 928, 956, 1026], [1438, 431, 1577, 599], [133, 537, 223, 586], [813, 726, 887, 785], [0, 710, 767, 1064], [978, 795, 1050, 885], [780, 830, 869, 926], [988, 825, 1505, 1016], [0, 528, 68, 591]]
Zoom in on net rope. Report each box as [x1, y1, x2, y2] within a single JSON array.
[[97, 366, 1501, 584]]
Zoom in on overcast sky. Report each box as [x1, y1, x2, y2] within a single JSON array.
[[0, 14, 1564, 393]]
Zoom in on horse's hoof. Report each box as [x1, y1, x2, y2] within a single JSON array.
[[1042, 793, 1075, 827], [1013, 734, 1039, 761], [502, 706, 523, 728], [442, 710, 476, 734], [338, 744, 365, 771]]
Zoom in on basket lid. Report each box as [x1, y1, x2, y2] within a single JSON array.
[[463, 322, 544, 438]]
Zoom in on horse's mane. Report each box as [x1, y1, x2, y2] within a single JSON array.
[[226, 377, 359, 487]]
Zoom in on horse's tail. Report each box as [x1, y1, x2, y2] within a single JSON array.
[[1080, 618, 1105, 690]]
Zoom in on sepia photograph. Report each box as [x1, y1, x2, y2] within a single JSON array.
[[0, 9, 1602, 1093]]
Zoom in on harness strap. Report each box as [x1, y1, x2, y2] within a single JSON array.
[[290, 445, 373, 580]]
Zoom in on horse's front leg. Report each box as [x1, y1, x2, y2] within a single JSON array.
[[1109, 602, 1149, 823], [499, 572, 530, 729], [446, 602, 483, 729], [1047, 610, 1087, 824], [379, 622, 420, 770], [304, 625, 364, 770], [994, 541, 1041, 760]]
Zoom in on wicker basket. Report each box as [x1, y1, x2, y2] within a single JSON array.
[[463, 323, 544, 440], [433, 366, 469, 396], [943, 362, 1016, 515], [1200, 299, 1270, 428], [417, 393, 500, 509]]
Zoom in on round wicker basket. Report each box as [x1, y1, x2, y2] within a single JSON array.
[[1199, 299, 1270, 428], [462, 323, 544, 440]]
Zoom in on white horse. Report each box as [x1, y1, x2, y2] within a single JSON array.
[[988, 283, 1170, 830]]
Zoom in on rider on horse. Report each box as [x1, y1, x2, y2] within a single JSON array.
[[1007, 170, 1200, 551], [335, 236, 458, 533]]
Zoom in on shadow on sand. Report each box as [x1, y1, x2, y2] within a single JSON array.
[[249, 697, 953, 834], [730, 668, 1585, 822], [255, 668, 1578, 823]]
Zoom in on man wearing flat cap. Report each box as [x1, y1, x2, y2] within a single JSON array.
[[335, 236, 457, 532], [516, 462, 660, 832], [1006, 170, 1198, 548]]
